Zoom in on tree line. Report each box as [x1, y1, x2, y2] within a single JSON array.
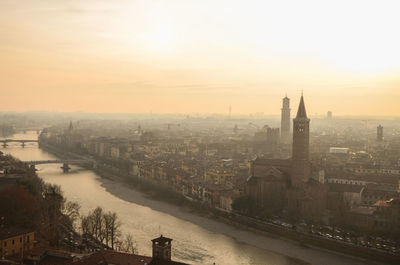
[[81, 206, 136, 253], [0, 156, 136, 253]]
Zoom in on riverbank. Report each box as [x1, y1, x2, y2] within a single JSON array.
[[96, 176, 383, 265], [36, 142, 396, 264]]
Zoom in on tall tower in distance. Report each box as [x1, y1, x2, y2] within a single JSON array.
[[377, 125, 383, 141], [327, 111, 332, 120], [281, 95, 291, 144], [292, 94, 311, 186]]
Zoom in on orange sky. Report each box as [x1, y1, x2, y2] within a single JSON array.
[[1, 0, 400, 116]]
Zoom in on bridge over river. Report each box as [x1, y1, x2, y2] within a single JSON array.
[[0, 139, 38, 147], [23, 159, 94, 172]]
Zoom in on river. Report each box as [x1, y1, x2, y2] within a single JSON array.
[[0, 131, 377, 265]]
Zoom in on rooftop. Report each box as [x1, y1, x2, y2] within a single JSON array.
[[152, 235, 172, 245], [0, 227, 33, 240], [328, 183, 364, 193], [71, 250, 152, 265]]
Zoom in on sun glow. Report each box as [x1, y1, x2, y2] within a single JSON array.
[[1, 0, 400, 114], [142, 29, 176, 54]]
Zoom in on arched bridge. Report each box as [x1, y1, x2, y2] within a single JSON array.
[[0, 139, 38, 147], [23, 159, 94, 172]]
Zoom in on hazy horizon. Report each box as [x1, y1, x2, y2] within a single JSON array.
[[1, 0, 400, 115]]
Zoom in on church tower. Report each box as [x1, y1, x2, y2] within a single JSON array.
[[281, 95, 291, 144], [291, 94, 311, 186]]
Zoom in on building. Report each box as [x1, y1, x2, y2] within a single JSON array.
[[71, 236, 189, 265], [345, 206, 376, 231], [6, 246, 80, 264], [377, 125, 383, 141], [69, 250, 152, 265], [267, 127, 280, 146], [280, 95, 291, 144], [246, 95, 327, 220], [149, 235, 188, 265], [327, 111, 332, 120], [329, 147, 349, 154], [328, 183, 364, 209], [0, 228, 34, 257], [291, 94, 311, 187], [246, 160, 290, 212], [151, 235, 172, 261], [361, 184, 398, 205]]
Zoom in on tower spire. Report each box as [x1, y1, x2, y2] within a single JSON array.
[[296, 95, 307, 119], [292, 93, 311, 186]]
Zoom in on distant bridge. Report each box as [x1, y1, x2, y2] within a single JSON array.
[[0, 139, 38, 147], [23, 159, 94, 172], [23, 159, 93, 165]]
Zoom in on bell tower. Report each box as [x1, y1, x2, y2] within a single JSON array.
[[292, 94, 311, 186], [152, 235, 172, 261], [281, 95, 291, 144]]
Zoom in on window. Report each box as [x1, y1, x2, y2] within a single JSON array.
[[4, 241, 7, 247], [12, 239, 14, 245], [26, 235, 30, 243]]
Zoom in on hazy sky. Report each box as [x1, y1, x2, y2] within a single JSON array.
[[1, 0, 399, 116]]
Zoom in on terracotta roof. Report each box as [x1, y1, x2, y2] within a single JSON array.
[[0, 227, 33, 240], [327, 173, 399, 184], [252, 158, 291, 167], [374, 200, 389, 207], [7, 246, 76, 265], [149, 259, 188, 265], [328, 184, 364, 193], [71, 250, 152, 265]]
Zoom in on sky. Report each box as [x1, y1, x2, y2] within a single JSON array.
[[1, 0, 400, 116]]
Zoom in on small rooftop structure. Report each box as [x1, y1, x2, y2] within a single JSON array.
[[152, 235, 172, 261]]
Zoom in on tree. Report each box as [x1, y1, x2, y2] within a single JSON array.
[[118, 234, 136, 253], [62, 201, 81, 229], [0, 185, 38, 228], [80, 207, 121, 250], [92, 207, 104, 242], [104, 211, 121, 249]]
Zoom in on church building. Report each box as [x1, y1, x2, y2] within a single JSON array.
[[246, 94, 327, 221]]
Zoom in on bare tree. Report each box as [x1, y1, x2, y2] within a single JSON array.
[[92, 207, 104, 242], [104, 211, 121, 249], [62, 201, 80, 228], [80, 207, 121, 250], [119, 234, 136, 253]]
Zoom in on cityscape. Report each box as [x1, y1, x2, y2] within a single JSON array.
[[1, 1, 400, 265]]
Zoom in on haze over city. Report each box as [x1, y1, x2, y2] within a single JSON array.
[[2, 1, 400, 265], [1, 0, 400, 115]]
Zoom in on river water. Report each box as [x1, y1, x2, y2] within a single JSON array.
[[1, 131, 374, 265]]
